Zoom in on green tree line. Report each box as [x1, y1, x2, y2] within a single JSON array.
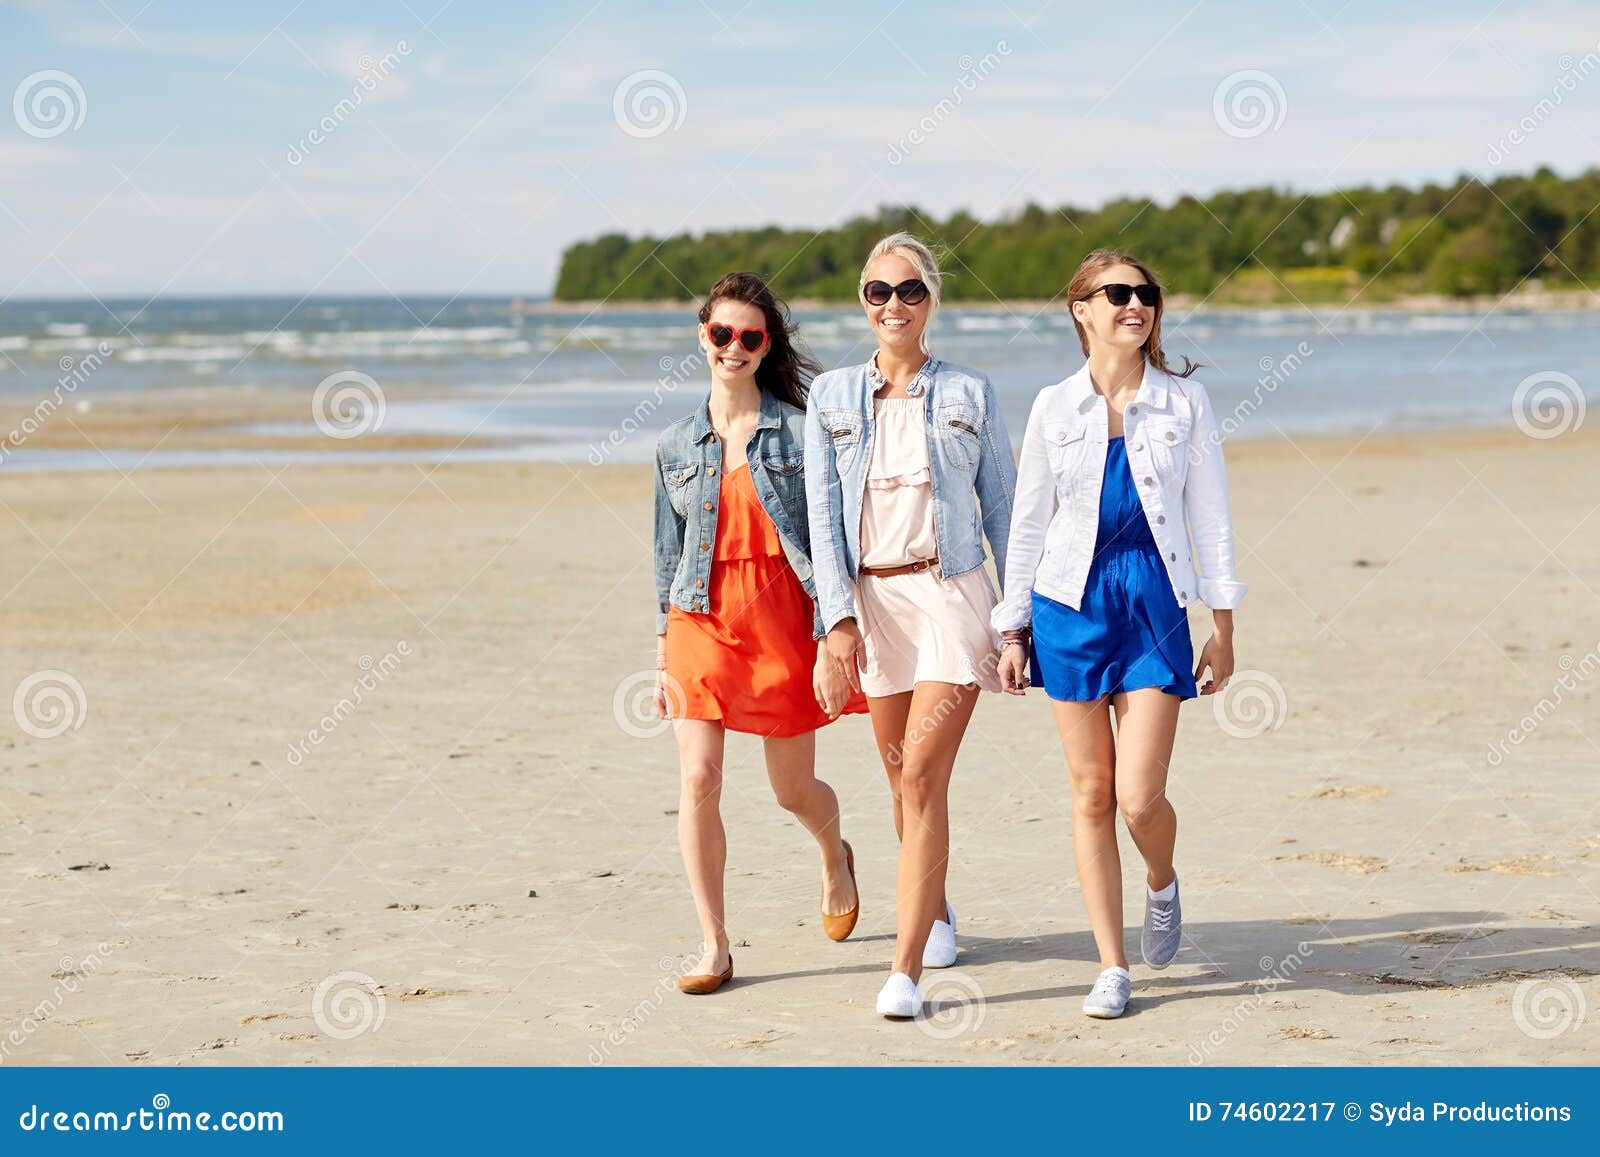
[[553, 167, 1598, 304]]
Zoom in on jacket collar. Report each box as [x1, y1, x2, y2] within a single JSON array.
[[867, 352, 941, 398], [689, 388, 783, 444], [1063, 359, 1168, 414]]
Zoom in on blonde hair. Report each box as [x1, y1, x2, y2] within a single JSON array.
[[1066, 248, 1198, 378], [860, 231, 942, 354]]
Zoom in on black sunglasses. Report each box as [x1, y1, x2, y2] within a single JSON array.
[[1079, 282, 1161, 308], [862, 278, 930, 307]]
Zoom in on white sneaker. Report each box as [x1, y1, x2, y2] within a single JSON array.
[[922, 901, 957, 969], [875, 971, 921, 1019], [1082, 966, 1132, 1019]]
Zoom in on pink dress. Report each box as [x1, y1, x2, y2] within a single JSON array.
[[853, 395, 1002, 696]]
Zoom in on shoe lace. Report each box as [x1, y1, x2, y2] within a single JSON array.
[[1093, 972, 1125, 996], [1150, 907, 1173, 931]]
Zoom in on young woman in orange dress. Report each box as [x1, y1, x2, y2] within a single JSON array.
[[653, 272, 868, 995]]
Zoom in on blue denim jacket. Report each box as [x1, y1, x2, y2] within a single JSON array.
[[804, 356, 1017, 633], [653, 390, 824, 638]]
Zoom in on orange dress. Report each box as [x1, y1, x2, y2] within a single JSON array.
[[666, 463, 868, 736]]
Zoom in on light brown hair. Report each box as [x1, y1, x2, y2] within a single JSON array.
[[1066, 249, 1199, 378]]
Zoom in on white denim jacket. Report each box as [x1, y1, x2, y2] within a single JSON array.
[[992, 361, 1246, 632]]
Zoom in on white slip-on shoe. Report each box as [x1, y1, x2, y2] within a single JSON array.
[[875, 971, 921, 1019], [922, 901, 957, 969], [1082, 966, 1132, 1019]]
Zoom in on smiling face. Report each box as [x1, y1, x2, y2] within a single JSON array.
[[701, 298, 769, 385], [862, 252, 930, 356], [1070, 262, 1157, 356]]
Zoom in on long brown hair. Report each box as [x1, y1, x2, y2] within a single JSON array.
[[1066, 249, 1199, 379], [698, 272, 820, 408]]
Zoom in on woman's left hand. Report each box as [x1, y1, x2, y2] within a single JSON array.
[[1193, 630, 1234, 696]]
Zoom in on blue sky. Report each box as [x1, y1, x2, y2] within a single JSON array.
[[2, 0, 1597, 297]]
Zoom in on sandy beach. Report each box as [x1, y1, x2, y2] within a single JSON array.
[[1, 397, 1596, 1066]]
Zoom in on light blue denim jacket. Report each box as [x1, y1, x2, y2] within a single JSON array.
[[653, 390, 824, 638], [804, 356, 1017, 634]]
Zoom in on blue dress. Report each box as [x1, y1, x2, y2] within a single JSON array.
[[1031, 437, 1198, 702]]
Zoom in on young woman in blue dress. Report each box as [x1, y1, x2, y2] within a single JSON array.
[[993, 249, 1247, 1019]]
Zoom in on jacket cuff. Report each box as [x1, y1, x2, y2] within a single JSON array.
[[655, 610, 669, 636], [1197, 577, 1248, 610], [822, 600, 858, 635], [990, 596, 1033, 634], [811, 604, 826, 641]]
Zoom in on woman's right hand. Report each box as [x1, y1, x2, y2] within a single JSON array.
[[998, 641, 1029, 696], [823, 620, 865, 693]]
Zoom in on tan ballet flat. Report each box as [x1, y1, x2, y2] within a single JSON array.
[[677, 954, 733, 995], [822, 840, 860, 942]]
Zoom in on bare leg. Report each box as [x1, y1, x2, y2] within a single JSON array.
[[673, 718, 729, 975], [764, 730, 855, 915], [1049, 695, 1124, 969], [1110, 689, 1182, 891], [890, 681, 979, 981], [867, 691, 950, 919]]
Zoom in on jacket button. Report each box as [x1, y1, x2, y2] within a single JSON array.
[[1180, 591, 1187, 599], [1169, 551, 1177, 561], [699, 542, 709, 551], [1128, 405, 1137, 414], [696, 579, 705, 589], [703, 502, 713, 511], [707, 466, 716, 475], [1166, 431, 1177, 441], [1156, 514, 1166, 525], [1142, 476, 1154, 486]]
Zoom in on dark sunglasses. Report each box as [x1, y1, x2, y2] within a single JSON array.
[[706, 323, 768, 352], [1079, 282, 1161, 308], [862, 278, 930, 307]]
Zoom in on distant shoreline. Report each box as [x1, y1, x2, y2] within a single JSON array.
[[531, 288, 1600, 315]]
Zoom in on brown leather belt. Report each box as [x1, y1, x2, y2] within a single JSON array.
[[858, 555, 939, 579]]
